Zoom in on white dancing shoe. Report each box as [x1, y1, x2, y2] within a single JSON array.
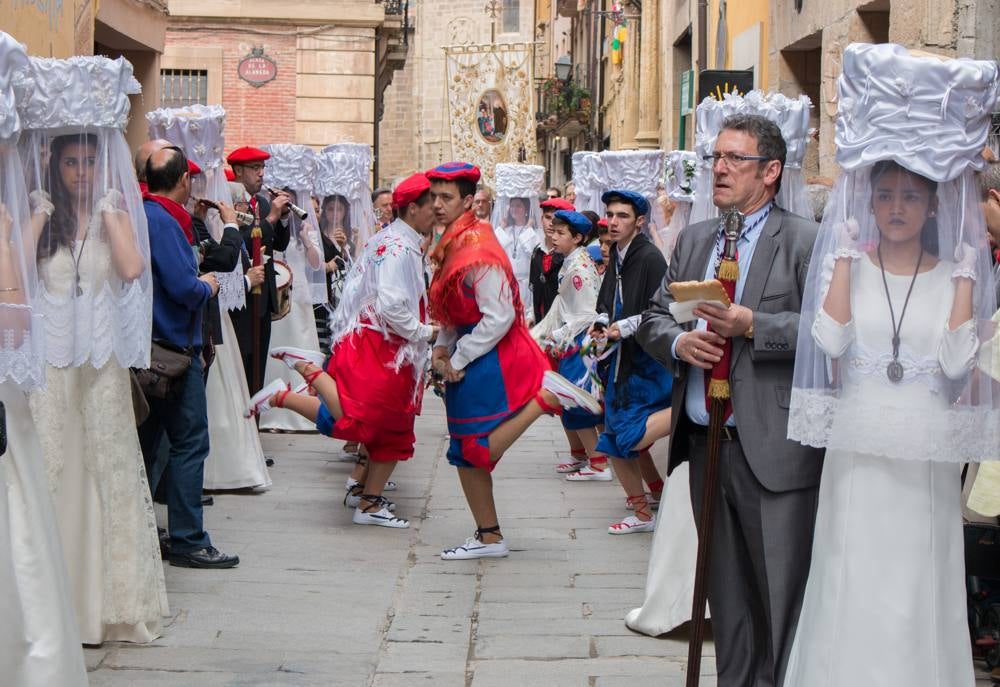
[[541, 371, 602, 415], [353, 497, 409, 528], [608, 515, 656, 535], [270, 346, 326, 371], [566, 465, 613, 482], [555, 458, 588, 473], [441, 536, 509, 560], [344, 484, 395, 511], [246, 380, 288, 417]]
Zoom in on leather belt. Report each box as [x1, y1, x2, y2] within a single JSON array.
[[689, 423, 740, 442]]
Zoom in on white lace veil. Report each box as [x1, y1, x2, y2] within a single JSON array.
[[316, 143, 377, 258], [692, 90, 813, 223], [0, 33, 44, 389], [659, 150, 699, 262], [788, 42, 1000, 463], [491, 163, 544, 244], [146, 103, 246, 312], [571, 151, 606, 215], [15, 54, 152, 370], [262, 144, 326, 305]]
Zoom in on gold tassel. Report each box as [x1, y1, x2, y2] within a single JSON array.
[[707, 378, 731, 400], [717, 258, 740, 283]]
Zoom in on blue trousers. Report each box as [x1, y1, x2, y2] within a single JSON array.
[[138, 356, 212, 553]]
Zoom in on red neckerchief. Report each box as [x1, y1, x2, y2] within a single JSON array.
[[143, 192, 194, 245], [138, 181, 148, 195], [541, 251, 553, 273]]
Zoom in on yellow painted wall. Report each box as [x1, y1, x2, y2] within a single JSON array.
[[706, 0, 769, 87], [0, 0, 77, 57]]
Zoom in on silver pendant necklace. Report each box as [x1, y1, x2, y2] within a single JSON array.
[[877, 242, 923, 383]]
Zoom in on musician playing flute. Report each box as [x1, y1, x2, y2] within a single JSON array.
[[226, 146, 292, 394]]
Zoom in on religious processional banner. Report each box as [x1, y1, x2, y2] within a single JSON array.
[[444, 42, 537, 188]]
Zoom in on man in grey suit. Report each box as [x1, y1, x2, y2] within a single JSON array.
[[636, 114, 824, 687]]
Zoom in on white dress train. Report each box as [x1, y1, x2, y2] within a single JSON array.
[[259, 299, 322, 432], [624, 462, 709, 636], [0, 386, 88, 686], [784, 258, 976, 686], [204, 314, 272, 490], [29, 242, 168, 645]]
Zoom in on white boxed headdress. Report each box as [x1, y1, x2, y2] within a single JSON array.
[[692, 90, 813, 222], [571, 151, 607, 215], [15, 54, 152, 370], [789, 43, 1000, 463], [492, 163, 545, 247], [147, 104, 246, 312], [315, 143, 376, 254], [262, 144, 326, 305], [658, 150, 700, 261], [0, 32, 44, 388], [600, 149, 668, 250]]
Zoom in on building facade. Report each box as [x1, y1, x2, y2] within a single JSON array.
[[534, 0, 999, 188], [2, 0, 169, 149], [377, 0, 537, 186], [163, 0, 407, 178]]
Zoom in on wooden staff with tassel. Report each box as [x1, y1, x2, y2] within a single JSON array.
[[685, 206, 743, 687]]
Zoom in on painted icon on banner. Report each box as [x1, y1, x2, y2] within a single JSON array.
[[476, 89, 508, 144]]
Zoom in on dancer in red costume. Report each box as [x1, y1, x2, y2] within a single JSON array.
[[427, 162, 601, 560], [246, 173, 438, 529]]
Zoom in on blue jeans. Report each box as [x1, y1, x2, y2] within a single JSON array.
[[138, 356, 212, 553]]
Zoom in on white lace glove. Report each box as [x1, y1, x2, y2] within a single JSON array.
[[952, 243, 979, 282], [832, 217, 862, 261], [97, 188, 125, 215], [29, 189, 54, 217]]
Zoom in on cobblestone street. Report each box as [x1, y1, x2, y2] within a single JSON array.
[[84, 403, 717, 686]]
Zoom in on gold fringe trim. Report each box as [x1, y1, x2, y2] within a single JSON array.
[[717, 259, 739, 283], [707, 378, 731, 400]]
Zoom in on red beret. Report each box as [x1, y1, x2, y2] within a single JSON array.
[[226, 146, 270, 165], [224, 168, 236, 182], [393, 173, 431, 209], [597, 217, 609, 228], [540, 197, 575, 212], [426, 161, 481, 184], [187, 160, 202, 177]]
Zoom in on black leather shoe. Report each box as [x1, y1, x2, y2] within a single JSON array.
[[168, 546, 239, 569], [201, 495, 214, 506]]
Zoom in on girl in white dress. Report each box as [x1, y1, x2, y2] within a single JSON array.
[[19, 55, 168, 645], [785, 43, 1000, 686], [259, 145, 327, 433], [0, 31, 88, 685]]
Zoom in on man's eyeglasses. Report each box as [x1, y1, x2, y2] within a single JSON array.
[[702, 152, 771, 166]]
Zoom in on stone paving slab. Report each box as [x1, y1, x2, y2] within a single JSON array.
[[84, 401, 992, 686]]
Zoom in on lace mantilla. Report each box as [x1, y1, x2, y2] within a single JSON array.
[[262, 143, 317, 190], [836, 43, 1000, 182], [146, 104, 226, 169], [14, 54, 140, 130], [39, 279, 151, 369], [0, 311, 44, 388], [788, 386, 1000, 463]]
